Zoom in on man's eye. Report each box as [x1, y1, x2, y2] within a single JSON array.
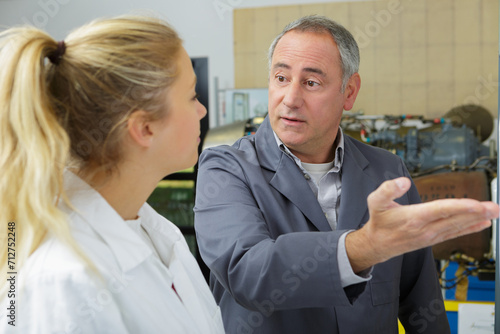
[[276, 75, 285, 82], [306, 81, 318, 87]]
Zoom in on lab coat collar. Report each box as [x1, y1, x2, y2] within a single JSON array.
[[62, 170, 152, 273]]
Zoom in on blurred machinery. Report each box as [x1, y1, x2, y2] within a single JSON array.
[[203, 105, 498, 287], [341, 104, 497, 285], [341, 105, 495, 176]]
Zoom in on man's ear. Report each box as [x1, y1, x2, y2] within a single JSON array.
[[343, 73, 361, 111], [127, 110, 154, 148]]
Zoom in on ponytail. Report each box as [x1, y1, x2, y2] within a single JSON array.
[[0, 27, 73, 295], [0, 16, 182, 296]]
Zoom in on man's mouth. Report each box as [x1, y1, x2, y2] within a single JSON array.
[[281, 116, 305, 124]]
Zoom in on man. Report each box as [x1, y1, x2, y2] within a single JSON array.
[[194, 15, 498, 333]]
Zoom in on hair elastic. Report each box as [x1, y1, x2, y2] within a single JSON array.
[[48, 41, 66, 65]]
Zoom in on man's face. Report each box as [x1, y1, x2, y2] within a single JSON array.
[[268, 30, 359, 163]]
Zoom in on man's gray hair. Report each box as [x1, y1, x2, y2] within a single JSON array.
[[268, 15, 359, 92]]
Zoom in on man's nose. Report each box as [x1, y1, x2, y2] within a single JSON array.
[[282, 81, 304, 109]]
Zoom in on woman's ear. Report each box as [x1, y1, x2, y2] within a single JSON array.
[[127, 110, 154, 148]]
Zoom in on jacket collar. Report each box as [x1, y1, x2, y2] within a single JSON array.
[[62, 170, 152, 272], [254, 116, 377, 231], [254, 117, 331, 231], [254, 116, 283, 171]]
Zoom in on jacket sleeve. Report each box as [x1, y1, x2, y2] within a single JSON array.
[[194, 147, 363, 311]]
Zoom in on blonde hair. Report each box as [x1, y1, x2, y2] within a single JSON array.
[[0, 16, 182, 292]]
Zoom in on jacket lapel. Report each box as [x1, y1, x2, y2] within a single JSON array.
[[255, 117, 331, 232], [270, 155, 332, 231], [337, 137, 378, 230]]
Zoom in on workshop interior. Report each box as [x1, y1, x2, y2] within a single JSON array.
[[1, 0, 499, 333]]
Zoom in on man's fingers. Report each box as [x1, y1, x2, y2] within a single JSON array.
[[443, 219, 492, 240], [367, 177, 411, 211], [362, 181, 499, 263], [399, 200, 497, 247], [480, 201, 500, 217], [411, 199, 499, 223], [423, 214, 492, 241], [425, 218, 492, 248]]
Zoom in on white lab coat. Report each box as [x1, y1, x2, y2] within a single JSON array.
[[1, 171, 224, 334]]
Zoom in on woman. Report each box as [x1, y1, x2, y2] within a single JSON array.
[[0, 15, 224, 333]]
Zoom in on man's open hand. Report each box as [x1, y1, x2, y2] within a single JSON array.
[[345, 177, 499, 273]]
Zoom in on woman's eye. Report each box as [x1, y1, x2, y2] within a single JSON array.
[[193, 93, 200, 100]]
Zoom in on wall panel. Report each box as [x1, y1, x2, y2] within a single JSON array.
[[234, 0, 499, 118]]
